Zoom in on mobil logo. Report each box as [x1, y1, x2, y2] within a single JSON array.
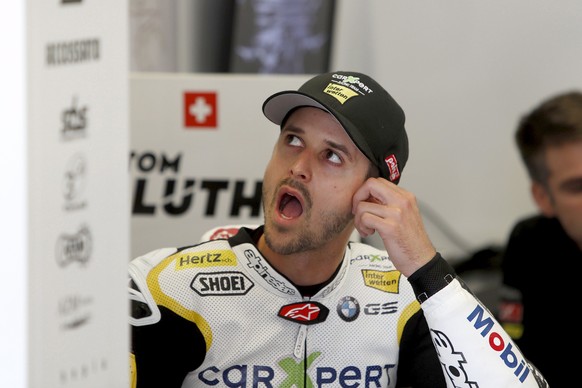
[[467, 304, 531, 383]]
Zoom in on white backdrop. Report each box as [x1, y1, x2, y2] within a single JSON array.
[[331, 0, 582, 260]]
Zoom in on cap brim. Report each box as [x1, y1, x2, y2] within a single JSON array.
[[262, 91, 332, 126]]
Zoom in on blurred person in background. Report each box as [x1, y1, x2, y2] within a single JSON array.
[[499, 90, 582, 387]]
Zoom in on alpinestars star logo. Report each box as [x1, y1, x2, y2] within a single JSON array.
[[278, 302, 329, 325]]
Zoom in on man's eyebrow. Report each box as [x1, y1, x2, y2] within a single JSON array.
[[325, 139, 352, 160], [559, 176, 582, 190], [281, 125, 304, 135]]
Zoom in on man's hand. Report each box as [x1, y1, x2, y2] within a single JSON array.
[[352, 177, 436, 277]]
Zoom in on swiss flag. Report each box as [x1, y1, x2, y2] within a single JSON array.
[[184, 92, 217, 128]]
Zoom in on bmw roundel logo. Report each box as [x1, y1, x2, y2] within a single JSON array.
[[337, 296, 360, 322]]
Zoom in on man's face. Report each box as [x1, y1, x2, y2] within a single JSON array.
[[261, 106, 371, 255], [534, 139, 582, 249]]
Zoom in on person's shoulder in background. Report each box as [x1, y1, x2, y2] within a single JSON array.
[[506, 213, 564, 242]]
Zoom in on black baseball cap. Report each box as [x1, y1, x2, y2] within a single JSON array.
[[262, 71, 409, 183]]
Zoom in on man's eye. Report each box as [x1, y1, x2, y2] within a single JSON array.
[[287, 134, 302, 147], [563, 180, 582, 194], [325, 150, 342, 165]]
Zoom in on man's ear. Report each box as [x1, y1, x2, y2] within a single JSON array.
[[531, 182, 555, 217]]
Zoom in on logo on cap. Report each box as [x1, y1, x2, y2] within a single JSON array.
[[323, 84, 358, 104], [385, 154, 400, 182]]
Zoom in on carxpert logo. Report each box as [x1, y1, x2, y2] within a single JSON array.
[[196, 352, 397, 387], [322, 73, 375, 105], [184, 92, 217, 128]]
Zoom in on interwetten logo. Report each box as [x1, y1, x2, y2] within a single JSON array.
[[362, 269, 401, 293]]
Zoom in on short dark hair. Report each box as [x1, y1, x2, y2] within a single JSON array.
[[516, 91, 582, 184]]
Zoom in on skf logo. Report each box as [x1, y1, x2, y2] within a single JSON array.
[[278, 302, 329, 325], [362, 269, 400, 293], [184, 92, 217, 128], [191, 271, 254, 296], [175, 250, 236, 269]]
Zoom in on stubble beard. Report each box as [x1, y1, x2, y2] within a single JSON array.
[[262, 180, 353, 255]]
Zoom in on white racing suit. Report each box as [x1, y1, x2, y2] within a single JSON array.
[[129, 226, 548, 388]]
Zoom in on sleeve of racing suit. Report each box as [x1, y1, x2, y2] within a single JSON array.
[[407, 253, 549, 388], [129, 248, 207, 388], [396, 308, 447, 387]]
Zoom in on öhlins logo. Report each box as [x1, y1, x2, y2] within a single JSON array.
[[175, 250, 236, 269]]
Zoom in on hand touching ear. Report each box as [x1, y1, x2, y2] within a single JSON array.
[[352, 177, 436, 277]]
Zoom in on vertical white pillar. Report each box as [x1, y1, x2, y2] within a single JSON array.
[[0, 2, 27, 387], [27, 1, 129, 387]]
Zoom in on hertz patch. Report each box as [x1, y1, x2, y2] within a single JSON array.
[[174, 250, 236, 270], [362, 269, 401, 293]]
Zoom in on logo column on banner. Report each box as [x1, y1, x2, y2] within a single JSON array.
[[27, 1, 129, 387]]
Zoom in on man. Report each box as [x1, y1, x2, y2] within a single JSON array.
[[129, 71, 548, 387], [499, 91, 582, 387]]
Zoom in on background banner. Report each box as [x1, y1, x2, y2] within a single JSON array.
[[130, 73, 310, 257], [27, 1, 129, 387]]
